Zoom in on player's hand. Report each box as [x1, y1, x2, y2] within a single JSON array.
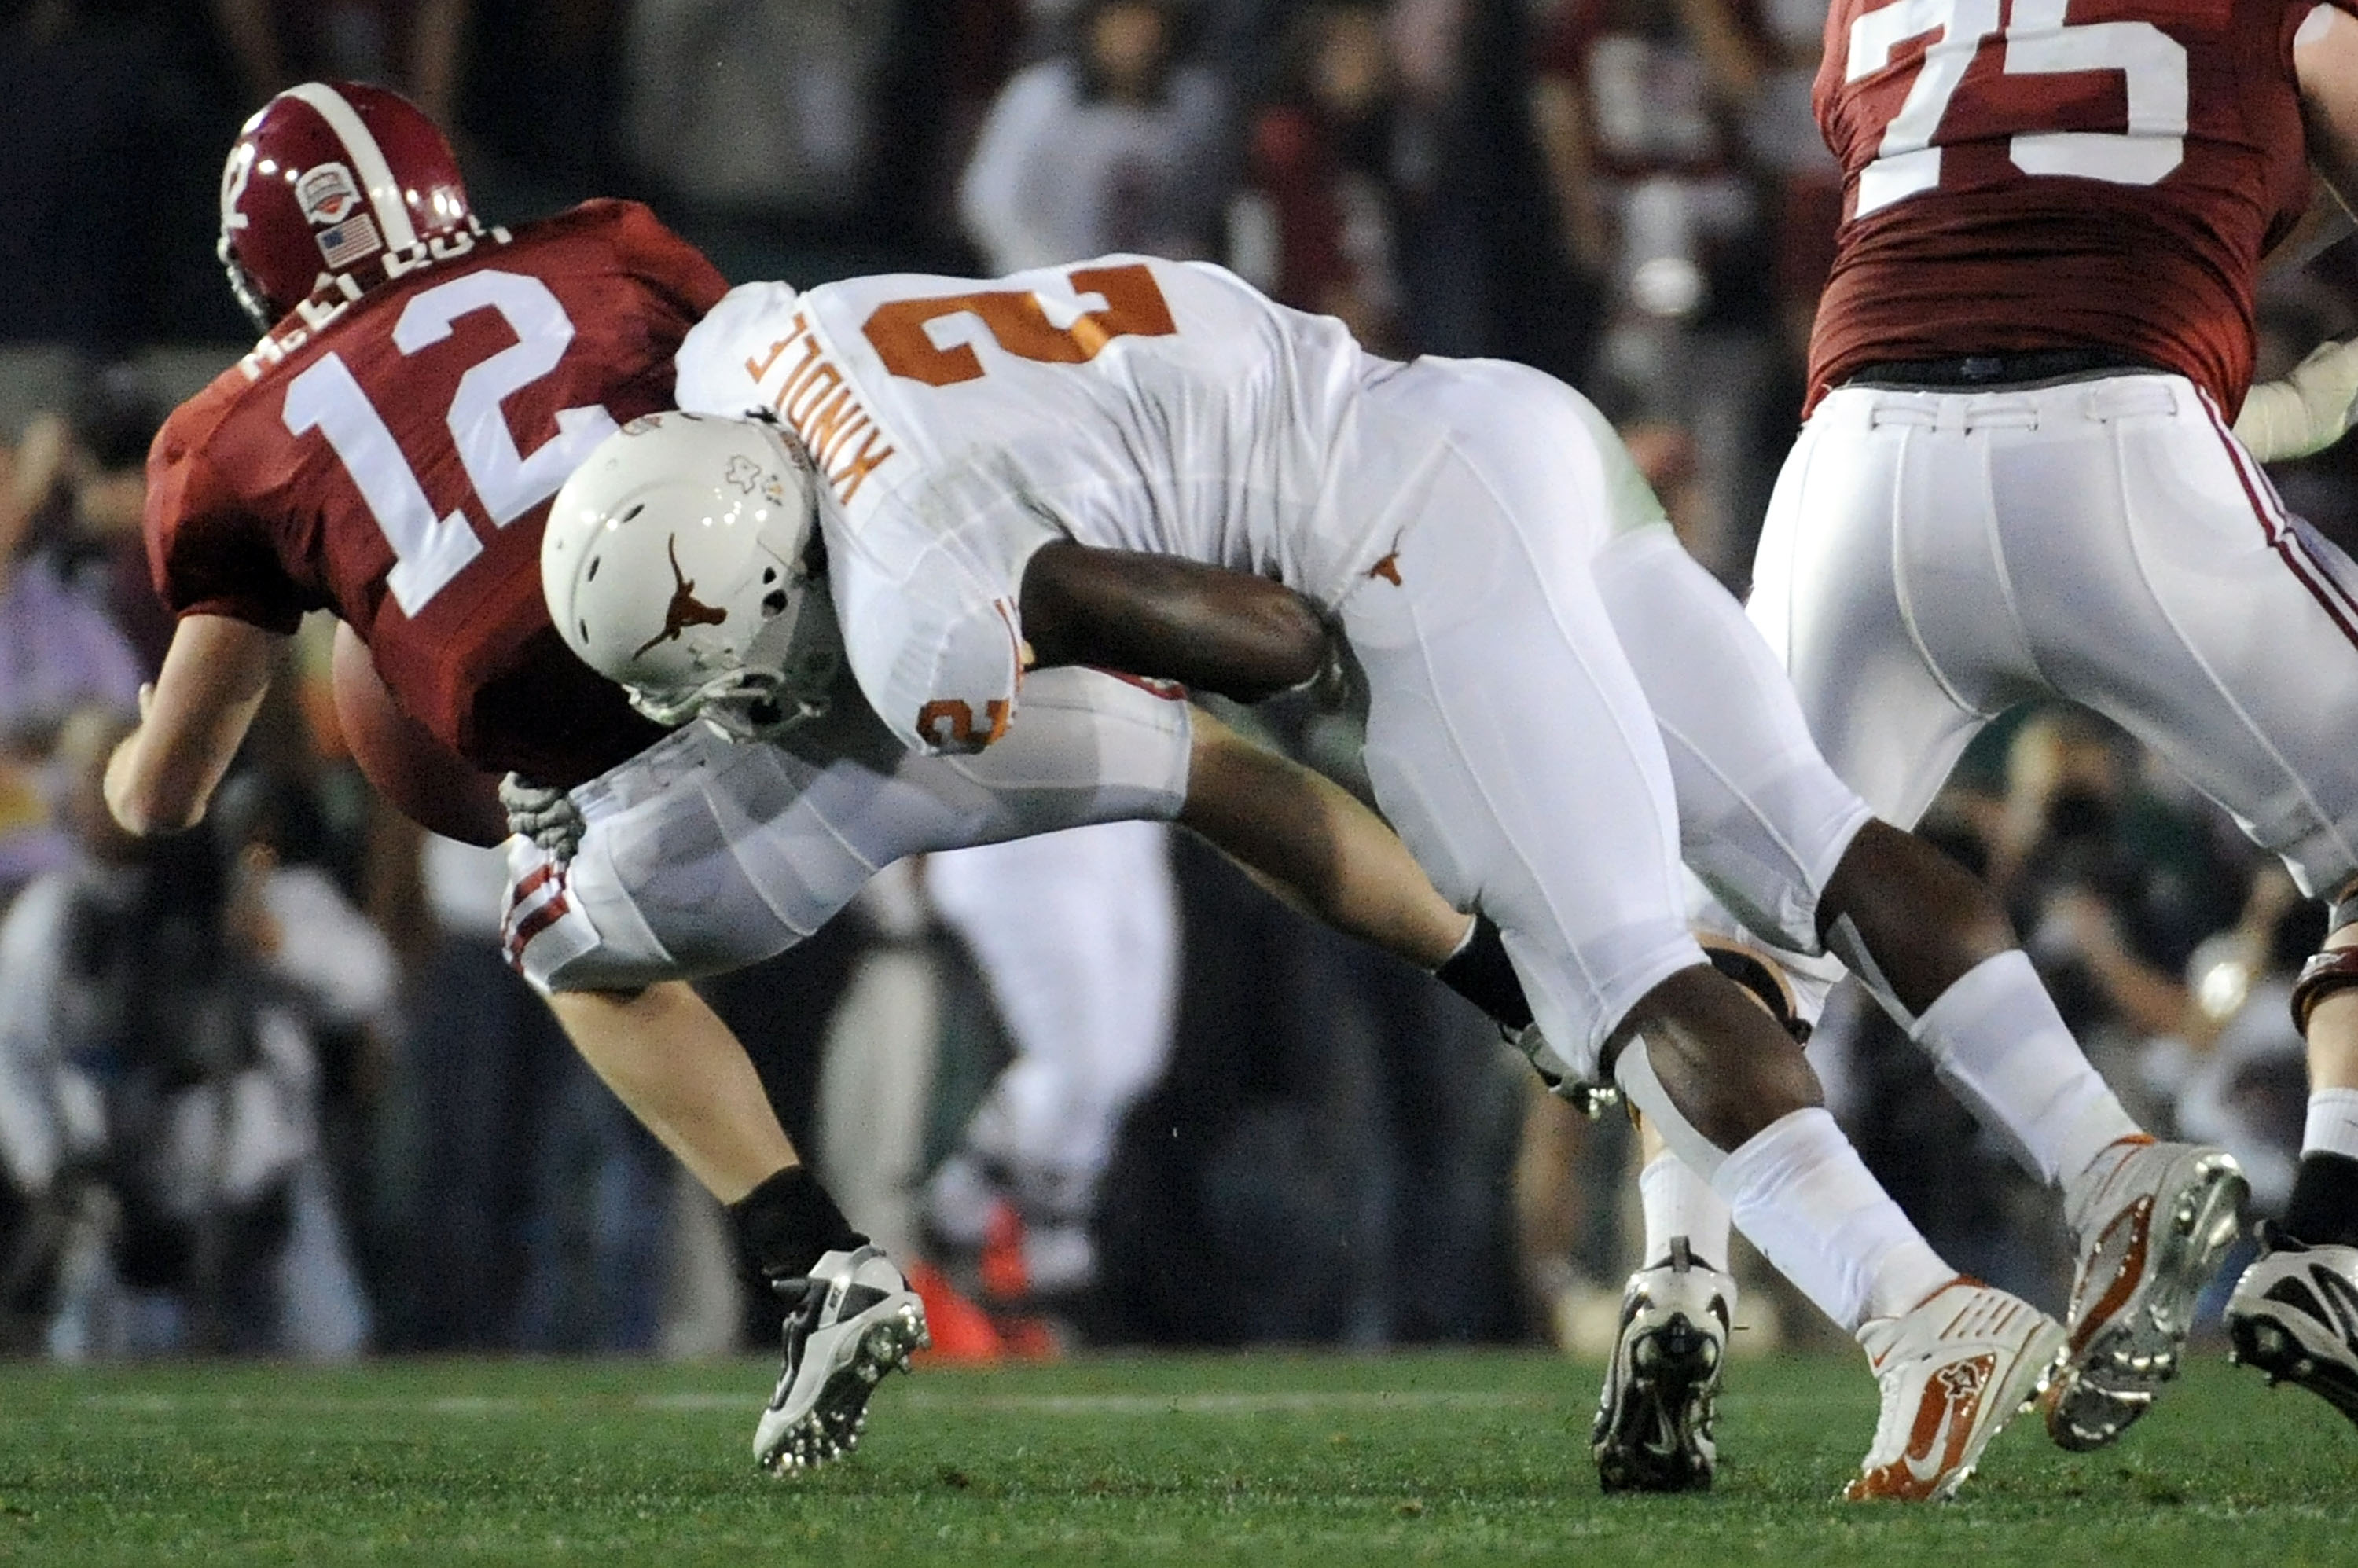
[[499, 773, 585, 867], [2234, 337, 2358, 461]]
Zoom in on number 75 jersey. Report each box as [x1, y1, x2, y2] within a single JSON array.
[[145, 199, 721, 784], [674, 255, 1396, 755], [1810, 0, 2355, 417]]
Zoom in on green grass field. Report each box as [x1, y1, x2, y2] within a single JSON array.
[[0, 1349, 2351, 1566]]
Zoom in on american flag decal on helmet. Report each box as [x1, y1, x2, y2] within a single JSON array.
[[316, 215, 383, 268]]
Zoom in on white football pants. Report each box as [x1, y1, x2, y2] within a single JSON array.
[[1697, 371, 2358, 1018], [505, 666, 1192, 996], [1335, 355, 1870, 1078]]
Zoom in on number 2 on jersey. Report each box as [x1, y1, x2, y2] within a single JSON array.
[[862, 263, 1176, 387], [281, 270, 619, 615], [1846, 0, 2186, 218]]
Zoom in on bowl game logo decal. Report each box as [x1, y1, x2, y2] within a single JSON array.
[[298, 163, 363, 226]]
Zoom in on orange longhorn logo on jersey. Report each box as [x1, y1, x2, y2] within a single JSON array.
[[634, 534, 729, 659]]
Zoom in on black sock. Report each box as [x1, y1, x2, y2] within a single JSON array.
[[728, 1166, 868, 1282], [1434, 913, 1533, 1031], [2282, 1151, 2358, 1249]]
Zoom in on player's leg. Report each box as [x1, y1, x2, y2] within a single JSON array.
[[2253, 910, 2358, 1422], [546, 982, 801, 1202], [925, 820, 1180, 1302], [1604, 507, 2150, 1188], [1339, 365, 2062, 1497], [2054, 395, 2358, 1419], [1634, 391, 2246, 1451], [1589, 501, 2130, 1465], [1721, 396, 2159, 1192], [508, 727, 927, 1471], [1587, 938, 1798, 1492]]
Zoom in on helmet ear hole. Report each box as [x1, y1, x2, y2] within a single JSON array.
[[620, 503, 644, 523], [586, 556, 601, 582], [578, 619, 590, 642], [762, 589, 788, 615], [762, 567, 779, 585]]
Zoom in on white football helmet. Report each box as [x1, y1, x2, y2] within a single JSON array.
[[544, 412, 836, 737]]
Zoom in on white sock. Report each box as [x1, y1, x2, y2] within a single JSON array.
[[1640, 1152, 1733, 1272], [2305, 1088, 2358, 1160], [1711, 1107, 1956, 1331], [1909, 950, 2140, 1185]]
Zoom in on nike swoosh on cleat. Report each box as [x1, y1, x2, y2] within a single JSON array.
[[1900, 1355, 1991, 1489]]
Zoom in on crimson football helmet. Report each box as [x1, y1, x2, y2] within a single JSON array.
[[217, 81, 476, 332]]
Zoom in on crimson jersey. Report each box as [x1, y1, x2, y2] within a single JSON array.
[[1809, 0, 2354, 416], [146, 200, 725, 785]]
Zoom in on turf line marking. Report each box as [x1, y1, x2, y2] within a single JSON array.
[[633, 1390, 1544, 1416], [77, 1389, 1544, 1419]]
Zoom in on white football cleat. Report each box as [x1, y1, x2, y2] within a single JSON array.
[[2046, 1140, 2246, 1450], [1592, 1237, 1732, 1493], [2225, 1225, 2358, 1427], [755, 1245, 929, 1473], [1846, 1279, 2067, 1501]]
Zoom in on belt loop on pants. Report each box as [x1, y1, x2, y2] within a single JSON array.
[[2083, 378, 2179, 423]]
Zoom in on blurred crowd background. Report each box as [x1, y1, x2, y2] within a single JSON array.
[[4, 0, 2357, 1364]]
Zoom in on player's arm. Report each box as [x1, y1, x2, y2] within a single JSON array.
[[2244, 6, 2358, 459], [1177, 705, 1529, 1025], [104, 613, 285, 835], [1019, 541, 1331, 703]]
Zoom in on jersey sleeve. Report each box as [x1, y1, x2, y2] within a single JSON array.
[[143, 412, 310, 633], [605, 200, 731, 319], [673, 281, 806, 419], [825, 499, 1065, 757]]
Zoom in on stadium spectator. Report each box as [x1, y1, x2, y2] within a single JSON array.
[[1230, 1, 1410, 354], [0, 406, 147, 905], [1993, 711, 2243, 1063], [1383, 0, 1579, 372], [1534, 0, 1791, 571], [0, 707, 376, 1359], [957, 0, 1229, 271]]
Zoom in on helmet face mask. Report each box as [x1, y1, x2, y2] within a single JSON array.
[[637, 577, 843, 741], [544, 413, 834, 736], [218, 229, 281, 336], [217, 81, 476, 332]]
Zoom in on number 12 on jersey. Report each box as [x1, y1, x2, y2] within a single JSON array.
[[1846, 0, 2187, 218], [282, 270, 619, 615]]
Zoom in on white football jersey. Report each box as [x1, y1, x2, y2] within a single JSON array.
[[673, 255, 1408, 754]]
